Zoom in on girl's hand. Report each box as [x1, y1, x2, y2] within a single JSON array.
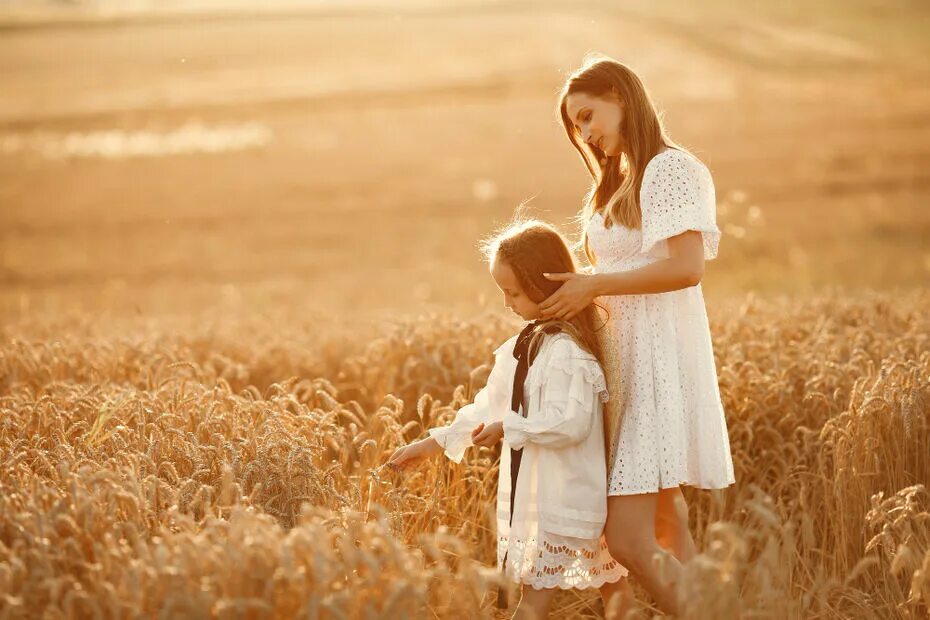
[[538, 272, 598, 320], [471, 421, 504, 448], [386, 438, 440, 474]]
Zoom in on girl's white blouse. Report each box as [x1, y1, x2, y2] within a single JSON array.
[[429, 332, 627, 589]]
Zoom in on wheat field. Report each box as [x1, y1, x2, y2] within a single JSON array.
[[1, 289, 928, 618], [2, 0, 930, 617]]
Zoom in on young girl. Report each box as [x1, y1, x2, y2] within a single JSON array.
[[386, 220, 631, 619], [537, 54, 737, 614]]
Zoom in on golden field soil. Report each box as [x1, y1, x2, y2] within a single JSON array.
[[1, 290, 928, 618]]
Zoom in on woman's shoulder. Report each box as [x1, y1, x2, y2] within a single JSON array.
[[645, 146, 710, 177], [642, 148, 714, 197]]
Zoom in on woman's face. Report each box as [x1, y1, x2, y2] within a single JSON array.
[[564, 90, 625, 157], [491, 258, 541, 321]]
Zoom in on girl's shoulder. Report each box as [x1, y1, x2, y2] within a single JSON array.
[[493, 334, 520, 357], [535, 332, 609, 401], [538, 331, 597, 364], [493, 327, 598, 366]]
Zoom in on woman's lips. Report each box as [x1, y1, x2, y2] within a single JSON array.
[[597, 137, 605, 151]]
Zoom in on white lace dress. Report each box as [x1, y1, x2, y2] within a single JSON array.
[[587, 148, 737, 495], [429, 332, 628, 590]]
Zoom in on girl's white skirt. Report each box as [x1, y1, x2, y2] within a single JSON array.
[[499, 531, 628, 590]]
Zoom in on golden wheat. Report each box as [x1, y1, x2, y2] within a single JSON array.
[[0, 289, 927, 618]]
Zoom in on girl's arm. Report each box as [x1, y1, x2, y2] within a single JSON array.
[[385, 435, 443, 473], [428, 384, 496, 463], [501, 338, 605, 450], [427, 336, 517, 463]]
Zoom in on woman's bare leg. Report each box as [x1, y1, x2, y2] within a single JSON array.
[[599, 576, 636, 619], [513, 584, 557, 620], [604, 493, 683, 615], [655, 486, 697, 562]]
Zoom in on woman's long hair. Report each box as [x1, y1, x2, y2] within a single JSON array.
[[558, 54, 683, 265], [480, 219, 607, 367]]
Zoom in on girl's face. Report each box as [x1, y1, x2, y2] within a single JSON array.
[[491, 258, 541, 321], [564, 90, 625, 157]]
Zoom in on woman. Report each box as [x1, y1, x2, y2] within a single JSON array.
[[539, 54, 736, 615]]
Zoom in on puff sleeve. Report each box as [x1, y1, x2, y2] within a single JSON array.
[[428, 335, 517, 463], [640, 151, 721, 260], [502, 337, 609, 450]]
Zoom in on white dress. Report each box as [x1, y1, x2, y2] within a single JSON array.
[[587, 148, 737, 496], [428, 331, 628, 590]]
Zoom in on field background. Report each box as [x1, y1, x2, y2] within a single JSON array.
[[1, 0, 928, 618]]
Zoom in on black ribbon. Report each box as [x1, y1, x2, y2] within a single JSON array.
[[496, 320, 560, 609], [506, 320, 539, 527]]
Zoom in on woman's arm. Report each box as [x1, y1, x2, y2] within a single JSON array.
[[593, 230, 705, 295], [539, 230, 705, 320]]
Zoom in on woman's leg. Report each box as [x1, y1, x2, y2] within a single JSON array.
[[599, 576, 636, 620], [604, 493, 683, 615], [513, 584, 556, 620], [655, 486, 698, 562]]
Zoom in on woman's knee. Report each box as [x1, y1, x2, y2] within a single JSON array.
[[605, 530, 657, 572], [658, 487, 690, 527], [672, 489, 690, 523], [515, 585, 555, 619]]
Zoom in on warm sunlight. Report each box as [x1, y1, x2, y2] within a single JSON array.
[[1, 1, 928, 618]]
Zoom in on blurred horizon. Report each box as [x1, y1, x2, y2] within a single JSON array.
[[2, 0, 928, 324]]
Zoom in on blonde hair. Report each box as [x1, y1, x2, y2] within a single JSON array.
[[558, 53, 685, 265], [479, 218, 607, 367]]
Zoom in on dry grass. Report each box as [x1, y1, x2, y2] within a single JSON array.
[[1, 289, 927, 618], [1, 2, 928, 617]]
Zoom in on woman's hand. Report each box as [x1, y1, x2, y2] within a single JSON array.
[[471, 421, 504, 447], [538, 272, 599, 320], [386, 438, 441, 474]]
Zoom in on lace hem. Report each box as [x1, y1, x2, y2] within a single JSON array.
[[498, 532, 628, 590], [545, 355, 609, 404]]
